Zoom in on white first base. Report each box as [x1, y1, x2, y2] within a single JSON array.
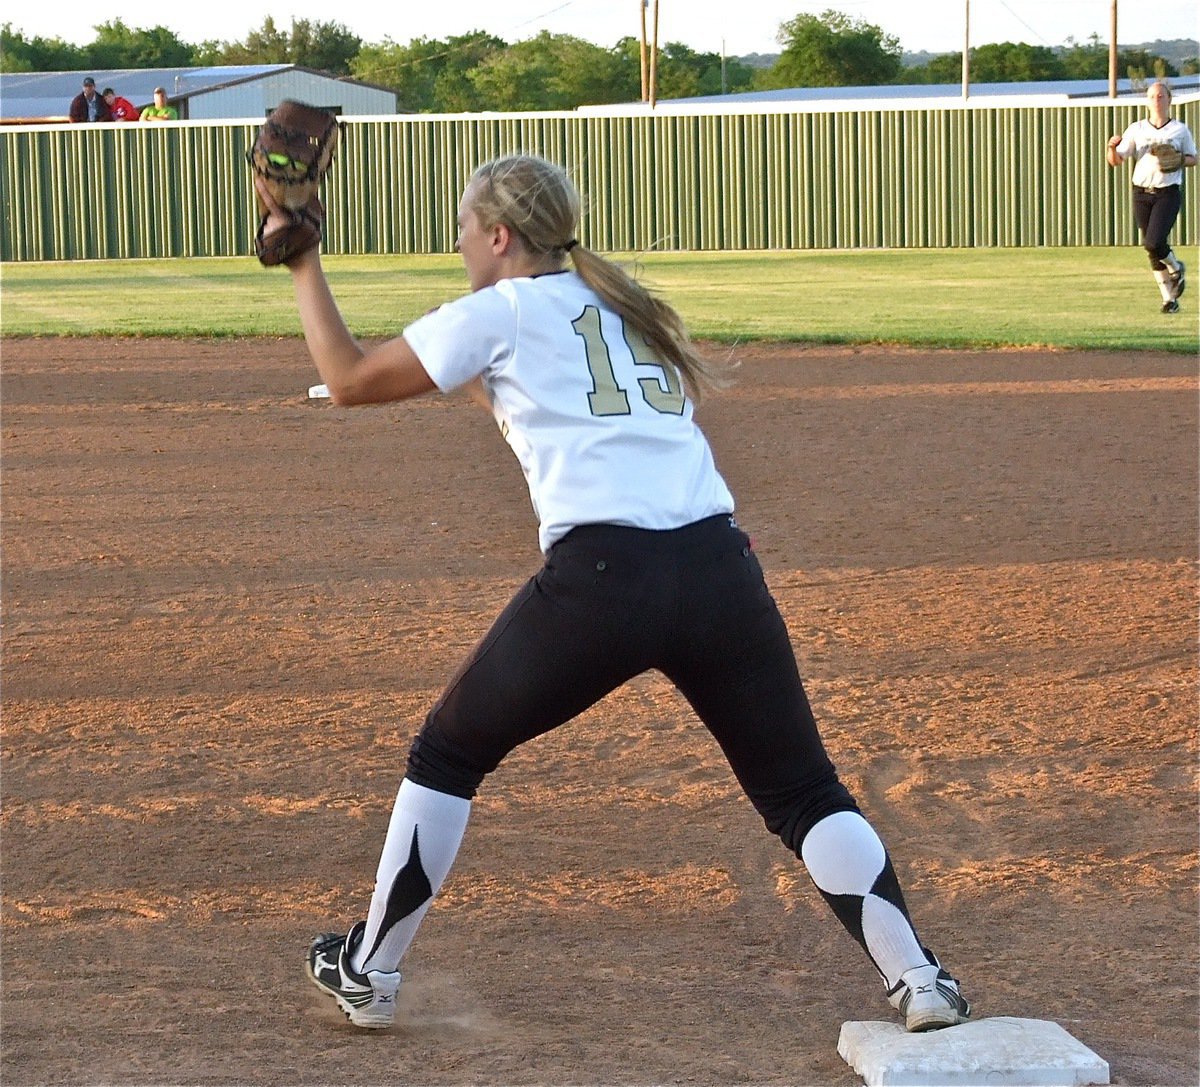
[[838, 1017, 1110, 1086], [307, 383, 331, 399]]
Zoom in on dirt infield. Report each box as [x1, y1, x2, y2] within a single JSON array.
[[2, 337, 1196, 1086]]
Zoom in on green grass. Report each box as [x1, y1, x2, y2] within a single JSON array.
[[3, 247, 1198, 351]]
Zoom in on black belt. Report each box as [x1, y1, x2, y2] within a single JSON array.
[[1134, 184, 1179, 194]]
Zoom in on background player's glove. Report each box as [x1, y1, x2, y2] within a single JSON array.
[[1149, 142, 1184, 172], [247, 100, 340, 267]]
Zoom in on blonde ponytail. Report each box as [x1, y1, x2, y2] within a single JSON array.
[[567, 244, 731, 401], [468, 154, 732, 401]]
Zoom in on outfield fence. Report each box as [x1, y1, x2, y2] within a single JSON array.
[[1, 99, 1196, 261]]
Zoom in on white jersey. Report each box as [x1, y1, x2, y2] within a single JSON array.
[[1116, 117, 1196, 189], [403, 271, 735, 552]]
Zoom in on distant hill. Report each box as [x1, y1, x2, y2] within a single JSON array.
[[902, 50, 941, 68], [742, 39, 1196, 74], [1141, 39, 1199, 71], [737, 52, 778, 70], [898, 38, 1198, 69]]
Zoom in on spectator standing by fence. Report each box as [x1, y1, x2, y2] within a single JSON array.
[[103, 88, 140, 122], [140, 87, 178, 122], [68, 77, 111, 123]]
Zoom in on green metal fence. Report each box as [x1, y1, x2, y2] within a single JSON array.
[[2, 100, 1196, 261]]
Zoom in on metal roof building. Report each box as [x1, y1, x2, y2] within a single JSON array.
[[577, 75, 1200, 115], [1, 65, 398, 123]]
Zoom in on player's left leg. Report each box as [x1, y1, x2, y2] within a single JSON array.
[[313, 524, 684, 1024], [306, 777, 468, 1027]]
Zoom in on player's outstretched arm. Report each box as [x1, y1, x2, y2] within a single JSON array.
[[255, 176, 436, 407], [286, 252, 435, 406]]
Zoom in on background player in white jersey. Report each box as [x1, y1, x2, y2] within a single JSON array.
[[255, 154, 971, 1036], [1107, 81, 1197, 314]]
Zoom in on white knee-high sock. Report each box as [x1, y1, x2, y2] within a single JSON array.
[[351, 779, 471, 974], [1154, 268, 1174, 301], [800, 810, 929, 989]]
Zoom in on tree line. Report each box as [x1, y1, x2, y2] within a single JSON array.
[[1, 10, 1189, 113]]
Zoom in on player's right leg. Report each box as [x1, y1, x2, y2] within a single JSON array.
[[802, 811, 970, 1032], [661, 520, 968, 1031], [1140, 188, 1185, 311]]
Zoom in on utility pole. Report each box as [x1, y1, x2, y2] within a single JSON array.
[[962, 0, 970, 100], [649, 0, 660, 108], [1109, 0, 1118, 98], [639, 0, 649, 102]]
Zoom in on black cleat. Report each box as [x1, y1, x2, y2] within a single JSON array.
[[306, 920, 401, 1027]]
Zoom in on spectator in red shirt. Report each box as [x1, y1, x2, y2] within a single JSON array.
[[103, 88, 140, 122]]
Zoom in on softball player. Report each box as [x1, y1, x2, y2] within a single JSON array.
[[256, 154, 970, 1035], [1107, 80, 1197, 314]]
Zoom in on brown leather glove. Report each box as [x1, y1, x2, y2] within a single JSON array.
[[247, 100, 340, 266]]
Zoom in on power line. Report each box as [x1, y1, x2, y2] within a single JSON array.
[[996, 0, 1053, 46], [506, 1, 583, 37]]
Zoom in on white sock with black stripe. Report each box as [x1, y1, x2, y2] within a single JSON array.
[[801, 810, 930, 990], [351, 779, 471, 974]]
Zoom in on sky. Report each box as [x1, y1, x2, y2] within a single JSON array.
[[9, 0, 1198, 57]]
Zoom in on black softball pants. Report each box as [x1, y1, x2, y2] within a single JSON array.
[[1133, 184, 1182, 267], [406, 513, 859, 854]]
